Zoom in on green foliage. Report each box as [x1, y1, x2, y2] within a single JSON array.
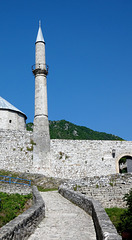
[[49, 120, 123, 140], [26, 122, 33, 132], [119, 157, 128, 173], [120, 168, 127, 173], [26, 139, 36, 151], [37, 186, 58, 192], [105, 207, 125, 229], [109, 179, 116, 187], [30, 139, 36, 145], [119, 157, 127, 164], [26, 120, 123, 140], [117, 189, 132, 236], [73, 185, 77, 191], [27, 146, 33, 151], [109, 182, 113, 187], [124, 189, 132, 211], [0, 192, 32, 227], [0, 170, 18, 178], [106, 189, 132, 238]]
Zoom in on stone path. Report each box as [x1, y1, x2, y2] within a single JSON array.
[[28, 191, 97, 240]]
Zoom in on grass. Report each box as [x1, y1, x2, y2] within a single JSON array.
[[0, 192, 32, 228], [105, 207, 126, 230], [0, 170, 18, 178], [37, 186, 58, 192]]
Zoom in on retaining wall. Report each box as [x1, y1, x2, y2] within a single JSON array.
[[62, 173, 132, 208], [0, 186, 45, 240], [0, 183, 32, 195], [59, 186, 121, 240]]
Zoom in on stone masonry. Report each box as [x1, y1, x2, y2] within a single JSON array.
[[47, 139, 132, 178], [0, 130, 132, 179], [62, 173, 132, 208], [0, 130, 33, 172], [59, 187, 121, 240]]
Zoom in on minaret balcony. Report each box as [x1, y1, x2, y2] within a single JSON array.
[[32, 63, 49, 76]]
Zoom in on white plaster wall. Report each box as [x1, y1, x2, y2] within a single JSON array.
[[0, 110, 26, 130]]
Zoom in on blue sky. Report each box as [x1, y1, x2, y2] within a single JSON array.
[[0, 0, 132, 140]]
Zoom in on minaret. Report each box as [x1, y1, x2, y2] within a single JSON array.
[[32, 21, 50, 166]]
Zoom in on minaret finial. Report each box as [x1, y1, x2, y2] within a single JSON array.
[[39, 20, 41, 27]]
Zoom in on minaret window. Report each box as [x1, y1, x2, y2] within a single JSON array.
[[9, 120, 12, 123]]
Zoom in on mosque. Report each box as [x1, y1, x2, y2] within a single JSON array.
[[0, 22, 132, 178]]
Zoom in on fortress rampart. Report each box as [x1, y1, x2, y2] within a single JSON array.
[[0, 130, 132, 179], [49, 139, 132, 178]]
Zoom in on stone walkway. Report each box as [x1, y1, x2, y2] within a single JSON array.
[[28, 191, 97, 240]]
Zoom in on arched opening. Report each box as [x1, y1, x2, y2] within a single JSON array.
[[119, 155, 132, 173]]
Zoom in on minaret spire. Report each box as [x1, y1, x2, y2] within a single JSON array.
[[36, 20, 45, 43], [32, 22, 50, 167]]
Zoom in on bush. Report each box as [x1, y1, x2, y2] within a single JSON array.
[[105, 207, 125, 229], [117, 189, 132, 239], [0, 192, 32, 227]]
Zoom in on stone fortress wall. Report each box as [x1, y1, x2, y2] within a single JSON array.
[[0, 130, 33, 172], [49, 139, 132, 179], [62, 173, 132, 208], [0, 130, 132, 179]]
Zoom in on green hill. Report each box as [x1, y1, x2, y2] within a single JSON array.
[[26, 120, 123, 140]]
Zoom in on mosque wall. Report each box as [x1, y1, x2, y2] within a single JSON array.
[[0, 110, 26, 131]]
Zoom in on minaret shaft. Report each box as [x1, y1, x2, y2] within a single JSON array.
[[35, 42, 46, 68], [35, 74, 48, 117]]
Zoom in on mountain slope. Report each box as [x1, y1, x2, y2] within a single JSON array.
[[49, 120, 123, 140]]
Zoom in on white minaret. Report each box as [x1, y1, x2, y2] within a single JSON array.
[[32, 21, 50, 166]]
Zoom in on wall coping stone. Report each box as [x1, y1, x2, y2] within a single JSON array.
[[58, 186, 121, 240], [0, 186, 45, 240]]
